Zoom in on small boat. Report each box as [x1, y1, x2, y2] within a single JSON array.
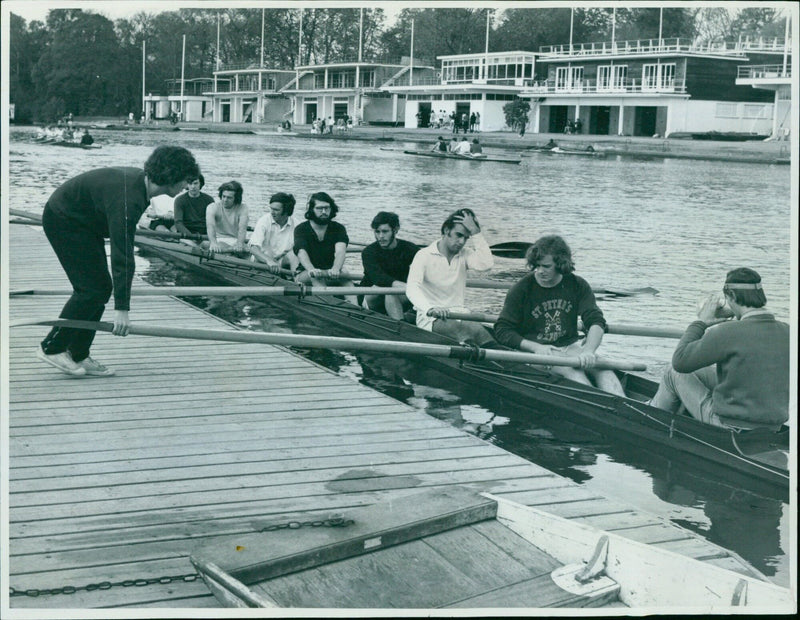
[[132, 235, 790, 497], [35, 138, 101, 149], [690, 131, 770, 142], [190, 486, 791, 609], [549, 146, 606, 157], [402, 149, 522, 164]]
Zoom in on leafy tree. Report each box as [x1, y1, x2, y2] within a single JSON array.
[[492, 8, 572, 52], [8, 14, 48, 122], [32, 10, 125, 117], [503, 99, 529, 132]]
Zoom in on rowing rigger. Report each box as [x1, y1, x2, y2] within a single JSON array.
[[10, 319, 647, 372]]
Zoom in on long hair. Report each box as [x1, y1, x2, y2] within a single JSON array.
[[218, 180, 243, 205], [305, 192, 339, 219], [269, 192, 296, 216], [724, 267, 767, 308], [525, 235, 575, 274]]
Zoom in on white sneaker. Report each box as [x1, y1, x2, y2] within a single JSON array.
[[79, 356, 116, 377], [36, 348, 86, 376]]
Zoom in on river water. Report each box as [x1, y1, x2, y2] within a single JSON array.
[[5, 126, 794, 586]]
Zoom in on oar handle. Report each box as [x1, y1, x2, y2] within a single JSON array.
[[13, 319, 646, 372]]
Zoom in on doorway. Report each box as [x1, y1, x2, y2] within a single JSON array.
[[634, 106, 657, 137], [334, 102, 349, 122], [590, 106, 611, 135], [305, 103, 317, 124], [548, 106, 568, 133], [417, 102, 432, 128]]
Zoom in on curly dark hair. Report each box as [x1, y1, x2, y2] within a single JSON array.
[[525, 235, 575, 274], [143, 146, 199, 187], [305, 192, 339, 219], [269, 192, 296, 216], [371, 211, 400, 230], [724, 267, 767, 308], [218, 181, 244, 205]]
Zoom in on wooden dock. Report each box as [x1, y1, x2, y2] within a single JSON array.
[[6, 223, 768, 609]]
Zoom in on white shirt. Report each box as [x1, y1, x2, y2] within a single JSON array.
[[248, 213, 298, 263], [137, 194, 174, 227], [406, 232, 493, 330], [453, 141, 472, 155], [208, 201, 248, 239]]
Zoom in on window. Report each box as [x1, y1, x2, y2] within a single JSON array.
[[716, 103, 739, 118], [555, 66, 583, 91], [743, 104, 769, 118], [314, 74, 325, 89], [643, 63, 676, 91]]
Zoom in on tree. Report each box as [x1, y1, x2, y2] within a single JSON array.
[[492, 8, 572, 52], [32, 10, 125, 118], [503, 99, 529, 132], [8, 13, 48, 122]]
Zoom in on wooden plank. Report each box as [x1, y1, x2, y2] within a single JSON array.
[[193, 486, 497, 584]]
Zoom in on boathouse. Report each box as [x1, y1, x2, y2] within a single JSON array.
[[282, 57, 434, 126], [144, 78, 214, 122], [518, 37, 787, 137], [206, 64, 296, 124], [384, 51, 538, 132]]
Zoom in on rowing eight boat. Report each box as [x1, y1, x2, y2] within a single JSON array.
[[402, 149, 522, 164], [133, 235, 789, 496]]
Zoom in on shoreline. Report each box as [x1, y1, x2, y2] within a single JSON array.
[[14, 120, 792, 165]]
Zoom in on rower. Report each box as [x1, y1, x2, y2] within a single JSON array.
[[494, 235, 625, 396], [430, 136, 448, 153], [452, 137, 472, 155], [174, 173, 214, 244], [37, 146, 199, 377], [406, 208, 495, 347], [649, 268, 789, 430], [80, 128, 94, 145], [293, 192, 350, 288], [204, 181, 249, 254], [248, 192, 300, 274], [360, 212, 419, 320]]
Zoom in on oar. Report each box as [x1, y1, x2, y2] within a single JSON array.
[[9, 208, 43, 224], [135, 229, 206, 242], [444, 311, 684, 339], [11, 318, 646, 372], [463, 279, 657, 296], [10, 286, 406, 298]]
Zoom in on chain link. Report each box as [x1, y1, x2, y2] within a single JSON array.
[[9, 515, 354, 598]]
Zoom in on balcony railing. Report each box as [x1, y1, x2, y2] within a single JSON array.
[[539, 37, 754, 58], [737, 64, 792, 79], [521, 77, 687, 95]]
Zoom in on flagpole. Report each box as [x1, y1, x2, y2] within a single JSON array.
[[260, 8, 265, 67], [141, 40, 146, 120], [410, 19, 414, 87], [180, 34, 186, 120], [484, 8, 490, 79]]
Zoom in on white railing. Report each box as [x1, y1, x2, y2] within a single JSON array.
[[522, 77, 687, 95], [538, 37, 760, 57], [737, 64, 792, 79]]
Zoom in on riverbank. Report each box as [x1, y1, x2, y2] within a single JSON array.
[[14, 118, 792, 164]]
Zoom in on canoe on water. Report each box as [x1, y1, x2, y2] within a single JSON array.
[[402, 149, 522, 164], [548, 146, 606, 157], [35, 139, 102, 149], [189, 486, 791, 609], [132, 235, 790, 497]]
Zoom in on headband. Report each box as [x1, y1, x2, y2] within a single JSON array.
[[724, 282, 762, 290]]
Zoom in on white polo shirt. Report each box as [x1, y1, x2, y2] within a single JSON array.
[[406, 233, 493, 330], [248, 213, 298, 263]]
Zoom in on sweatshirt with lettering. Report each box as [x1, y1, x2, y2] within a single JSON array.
[[494, 272, 606, 349]]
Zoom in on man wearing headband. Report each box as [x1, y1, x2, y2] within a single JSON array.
[[649, 268, 789, 430]]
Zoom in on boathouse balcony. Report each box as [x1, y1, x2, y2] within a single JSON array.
[[521, 77, 687, 96], [736, 63, 792, 87], [538, 37, 750, 59]]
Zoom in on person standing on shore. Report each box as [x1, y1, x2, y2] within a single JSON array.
[[37, 146, 200, 376]]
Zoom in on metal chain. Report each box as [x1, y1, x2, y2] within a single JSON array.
[[9, 516, 354, 598]]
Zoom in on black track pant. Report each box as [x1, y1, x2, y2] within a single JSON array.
[[40, 206, 112, 362]]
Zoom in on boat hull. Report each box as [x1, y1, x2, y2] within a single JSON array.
[[134, 236, 789, 495], [189, 486, 791, 610], [402, 149, 521, 164]]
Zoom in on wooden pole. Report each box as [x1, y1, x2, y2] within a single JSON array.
[[13, 319, 647, 372], [443, 311, 684, 339], [141, 40, 146, 119], [180, 34, 186, 119], [12, 286, 407, 298]]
